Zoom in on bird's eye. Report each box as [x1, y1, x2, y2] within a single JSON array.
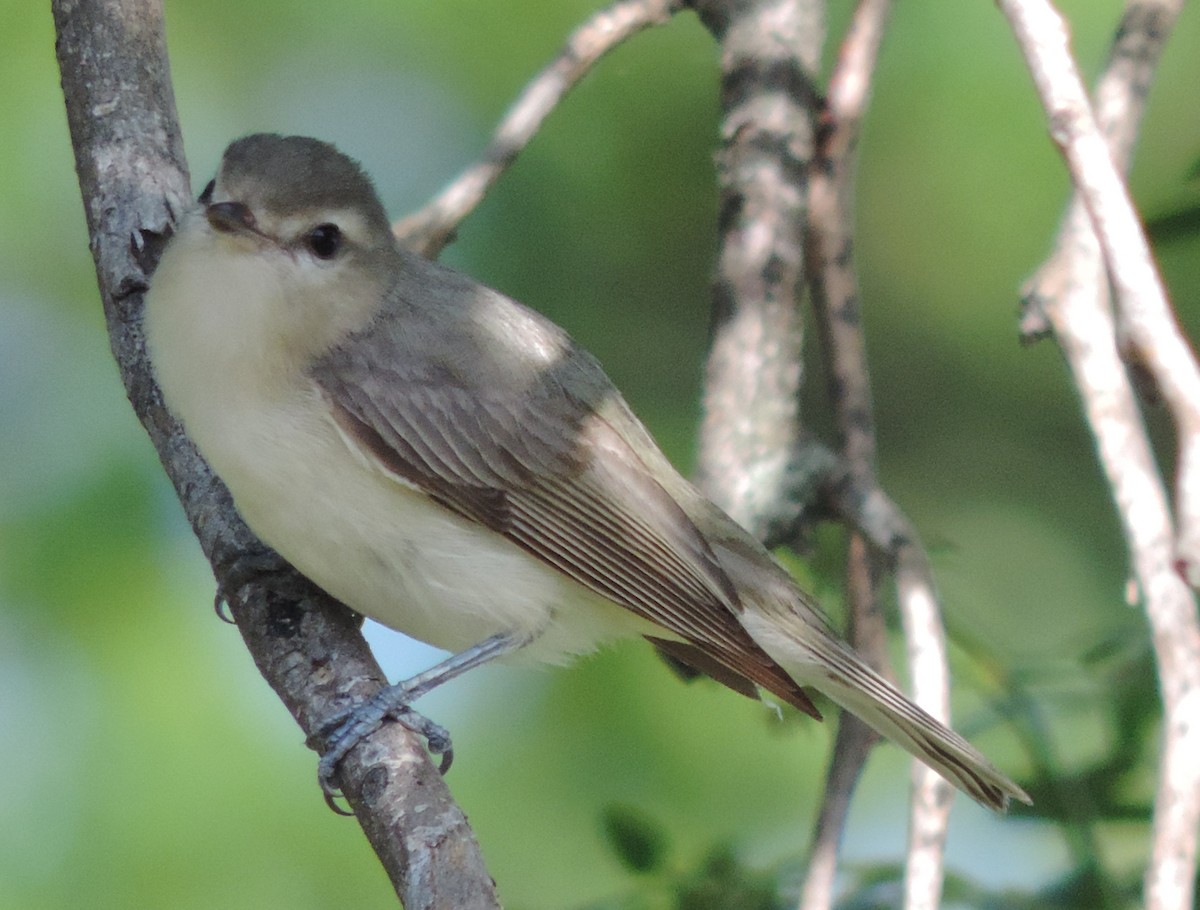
[[306, 223, 342, 260], [199, 179, 215, 204]]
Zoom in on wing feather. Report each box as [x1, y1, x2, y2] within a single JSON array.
[[314, 320, 818, 717]]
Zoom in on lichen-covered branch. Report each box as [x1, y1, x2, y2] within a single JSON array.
[[689, 0, 824, 541], [52, 1, 499, 906], [690, 3, 957, 907]]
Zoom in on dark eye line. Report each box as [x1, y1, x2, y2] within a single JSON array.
[[198, 179, 215, 204]]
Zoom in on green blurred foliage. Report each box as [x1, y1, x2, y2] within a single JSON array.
[[603, 804, 672, 875], [3, 1, 1200, 908]]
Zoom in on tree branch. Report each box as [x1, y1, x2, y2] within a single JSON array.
[[821, 469, 959, 905], [796, 536, 885, 910], [689, 0, 824, 545], [1003, 3, 1200, 909], [808, 2, 958, 900], [52, 1, 499, 906], [1000, 0, 1200, 580], [811, 14, 957, 905], [691, 4, 961, 907], [394, 0, 685, 258], [799, 3, 914, 909], [1021, 0, 1184, 341]]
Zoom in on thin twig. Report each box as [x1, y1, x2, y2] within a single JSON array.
[[1037, 226, 1200, 910], [799, 0, 898, 907], [52, 1, 500, 905], [796, 538, 883, 910], [893, 546, 955, 910], [819, 468, 963, 910], [1000, 0, 1200, 581], [1021, 0, 1184, 340], [802, 2, 957, 908], [820, 477, 961, 890], [1004, 2, 1200, 909], [394, 0, 684, 258], [809, 0, 891, 467]]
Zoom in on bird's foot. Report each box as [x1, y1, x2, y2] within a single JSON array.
[[316, 683, 454, 799], [313, 630, 530, 811]]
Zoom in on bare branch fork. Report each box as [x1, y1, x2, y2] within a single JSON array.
[[1003, 0, 1200, 579], [999, 2, 1200, 910], [679, 1, 963, 909]]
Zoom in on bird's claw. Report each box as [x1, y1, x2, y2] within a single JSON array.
[[316, 687, 455, 807], [212, 548, 291, 622]]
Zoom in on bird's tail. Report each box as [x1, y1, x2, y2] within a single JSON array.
[[739, 608, 1031, 812]]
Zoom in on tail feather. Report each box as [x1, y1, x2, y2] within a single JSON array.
[[740, 609, 1031, 812]]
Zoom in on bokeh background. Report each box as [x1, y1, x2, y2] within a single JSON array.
[[4, 1, 1200, 907]]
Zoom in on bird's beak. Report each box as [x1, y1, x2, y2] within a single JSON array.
[[205, 200, 258, 235]]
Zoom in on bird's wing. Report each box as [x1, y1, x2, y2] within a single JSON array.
[[313, 357, 818, 717]]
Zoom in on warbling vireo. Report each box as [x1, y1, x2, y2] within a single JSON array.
[[144, 134, 1029, 811]]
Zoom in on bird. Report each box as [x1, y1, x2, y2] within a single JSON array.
[[144, 133, 1029, 811]]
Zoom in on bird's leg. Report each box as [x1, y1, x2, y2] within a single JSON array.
[[316, 628, 535, 796]]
